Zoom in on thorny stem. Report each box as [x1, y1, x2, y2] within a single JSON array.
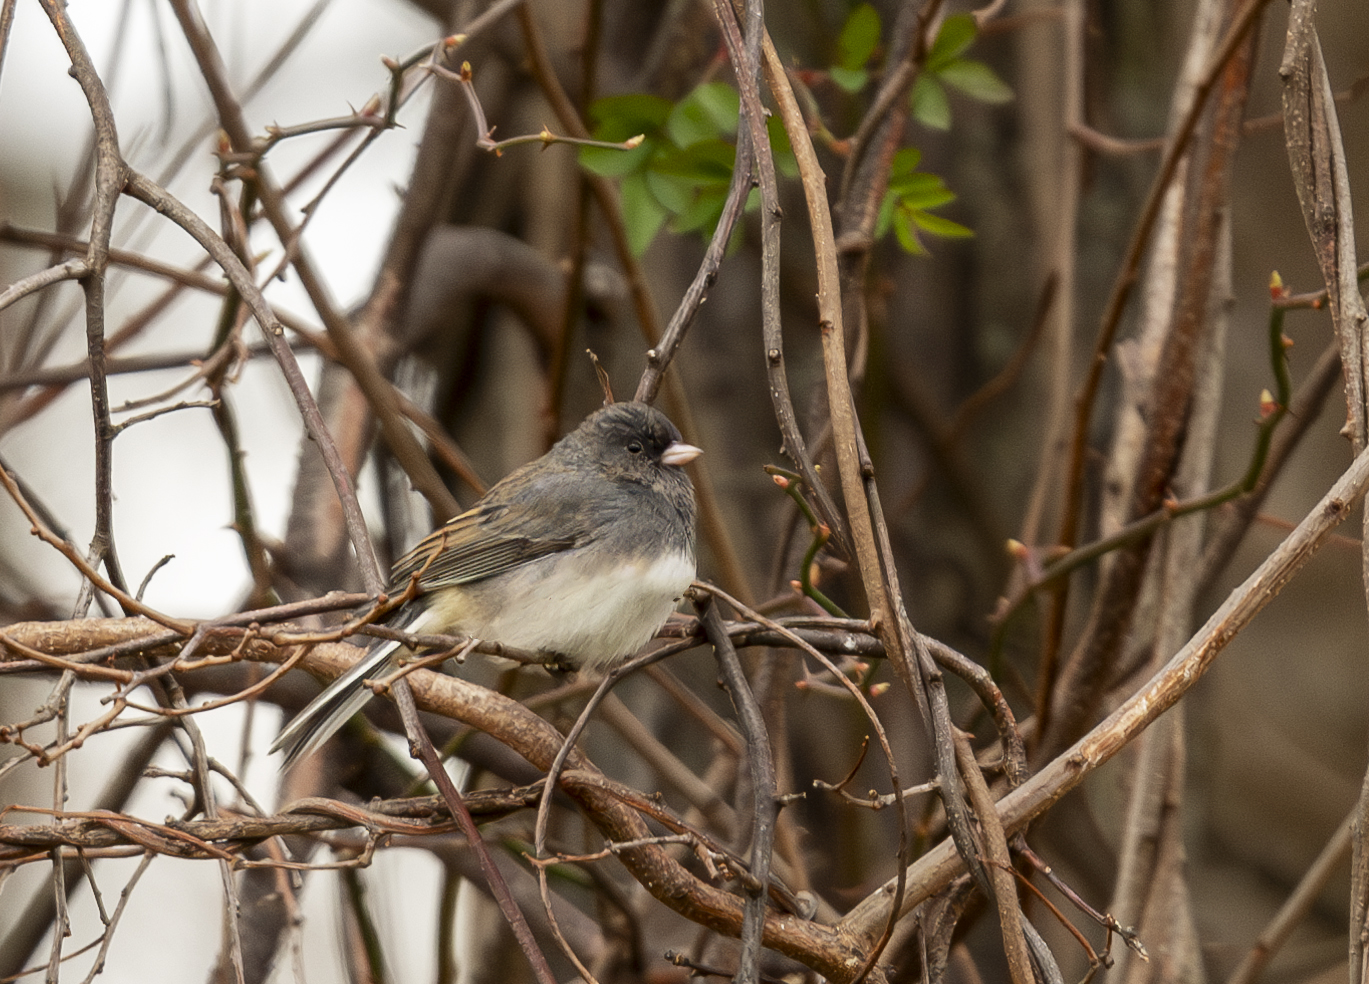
[[765, 466, 846, 617], [843, 433, 1369, 937], [38, 0, 131, 602], [989, 274, 1294, 667], [168, 0, 457, 534], [124, 169, 383, 594], [440, 59, 642, 155]]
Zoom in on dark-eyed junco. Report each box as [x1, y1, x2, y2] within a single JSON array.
[[272, 401, 700, 766]]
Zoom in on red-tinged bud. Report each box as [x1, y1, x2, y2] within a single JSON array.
[[624, 134, 645, 149], [445, 34, 465, 48], [361, 95, 382, 116], [1269, 270, 1286, 300], [1258, 388, 1278, 419], [789, 579, 802, 593], [1281, 334, 1294, 349], [1006, 538, 1028, 559], [772, 474, 790, 489], [216, 131, 231, 154], [460, 61, 473, 82], [868, 682, 890, 697], [380, 56, 398, 70]]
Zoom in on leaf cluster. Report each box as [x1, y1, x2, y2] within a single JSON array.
[[581, 6, 1011, 257], [580, 82, 796, 255]]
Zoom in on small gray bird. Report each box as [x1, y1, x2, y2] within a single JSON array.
[[272, 401, 700, 766]]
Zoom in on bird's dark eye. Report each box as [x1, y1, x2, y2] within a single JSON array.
[[626, 440, 644, 455]]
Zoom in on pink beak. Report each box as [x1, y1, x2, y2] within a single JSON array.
[[661, 441, 702, 467]]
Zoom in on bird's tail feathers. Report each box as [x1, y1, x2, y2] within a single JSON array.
[[270, 636, 404, 769]]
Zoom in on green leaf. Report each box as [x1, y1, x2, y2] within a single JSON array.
[[646, 168, 697, 215], [830, 66, 869, 94], [889, 146, 922, 177], [621, 171, 669, 255], [904, 188, 957, 212], [887, 169, 941, 194], [581, 92, 668, 176], [911, 210, 974, 238], [891, 175, 955, 210], [911, 74, 951, 130], [881, 170, 973, 252], [938, 59, 1014, 104], [875, 191, 896, 239], [587, 93, 672, 134], [838, 3, 881, 70], [650, 139, 735, 185], [926, 13, 977, 71], [671, 186, 729, 235], [693, 82, 741, 133], [893, 207, 927, 255], [666, 100, 716, 149], [766, 115, 799, 178], [579, 138, 653, 177], [667, 82, 739, 147]]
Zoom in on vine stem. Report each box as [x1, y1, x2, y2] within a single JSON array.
[[843, 434, 1369, 936]]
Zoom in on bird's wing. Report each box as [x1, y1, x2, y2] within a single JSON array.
[[389, 495, 596, 592]]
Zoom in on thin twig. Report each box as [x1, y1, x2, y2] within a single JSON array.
[[715, 0, 850, 559], [698, 594, 776, 984], [0, 258, 89, 313], [39, 0, 132, 602], [1225, 815, 1353, 984], [843, 434, 1369, 936], [122, 169, 382, 594], [389, 679, 559, 984], [514, 3, 752, 601], [166, 0, 457, 532]]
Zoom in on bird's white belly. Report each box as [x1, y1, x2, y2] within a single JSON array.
[[424, 549, 695, 670]]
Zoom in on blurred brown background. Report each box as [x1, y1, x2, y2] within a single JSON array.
[[2, 0, 1368, 981]]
